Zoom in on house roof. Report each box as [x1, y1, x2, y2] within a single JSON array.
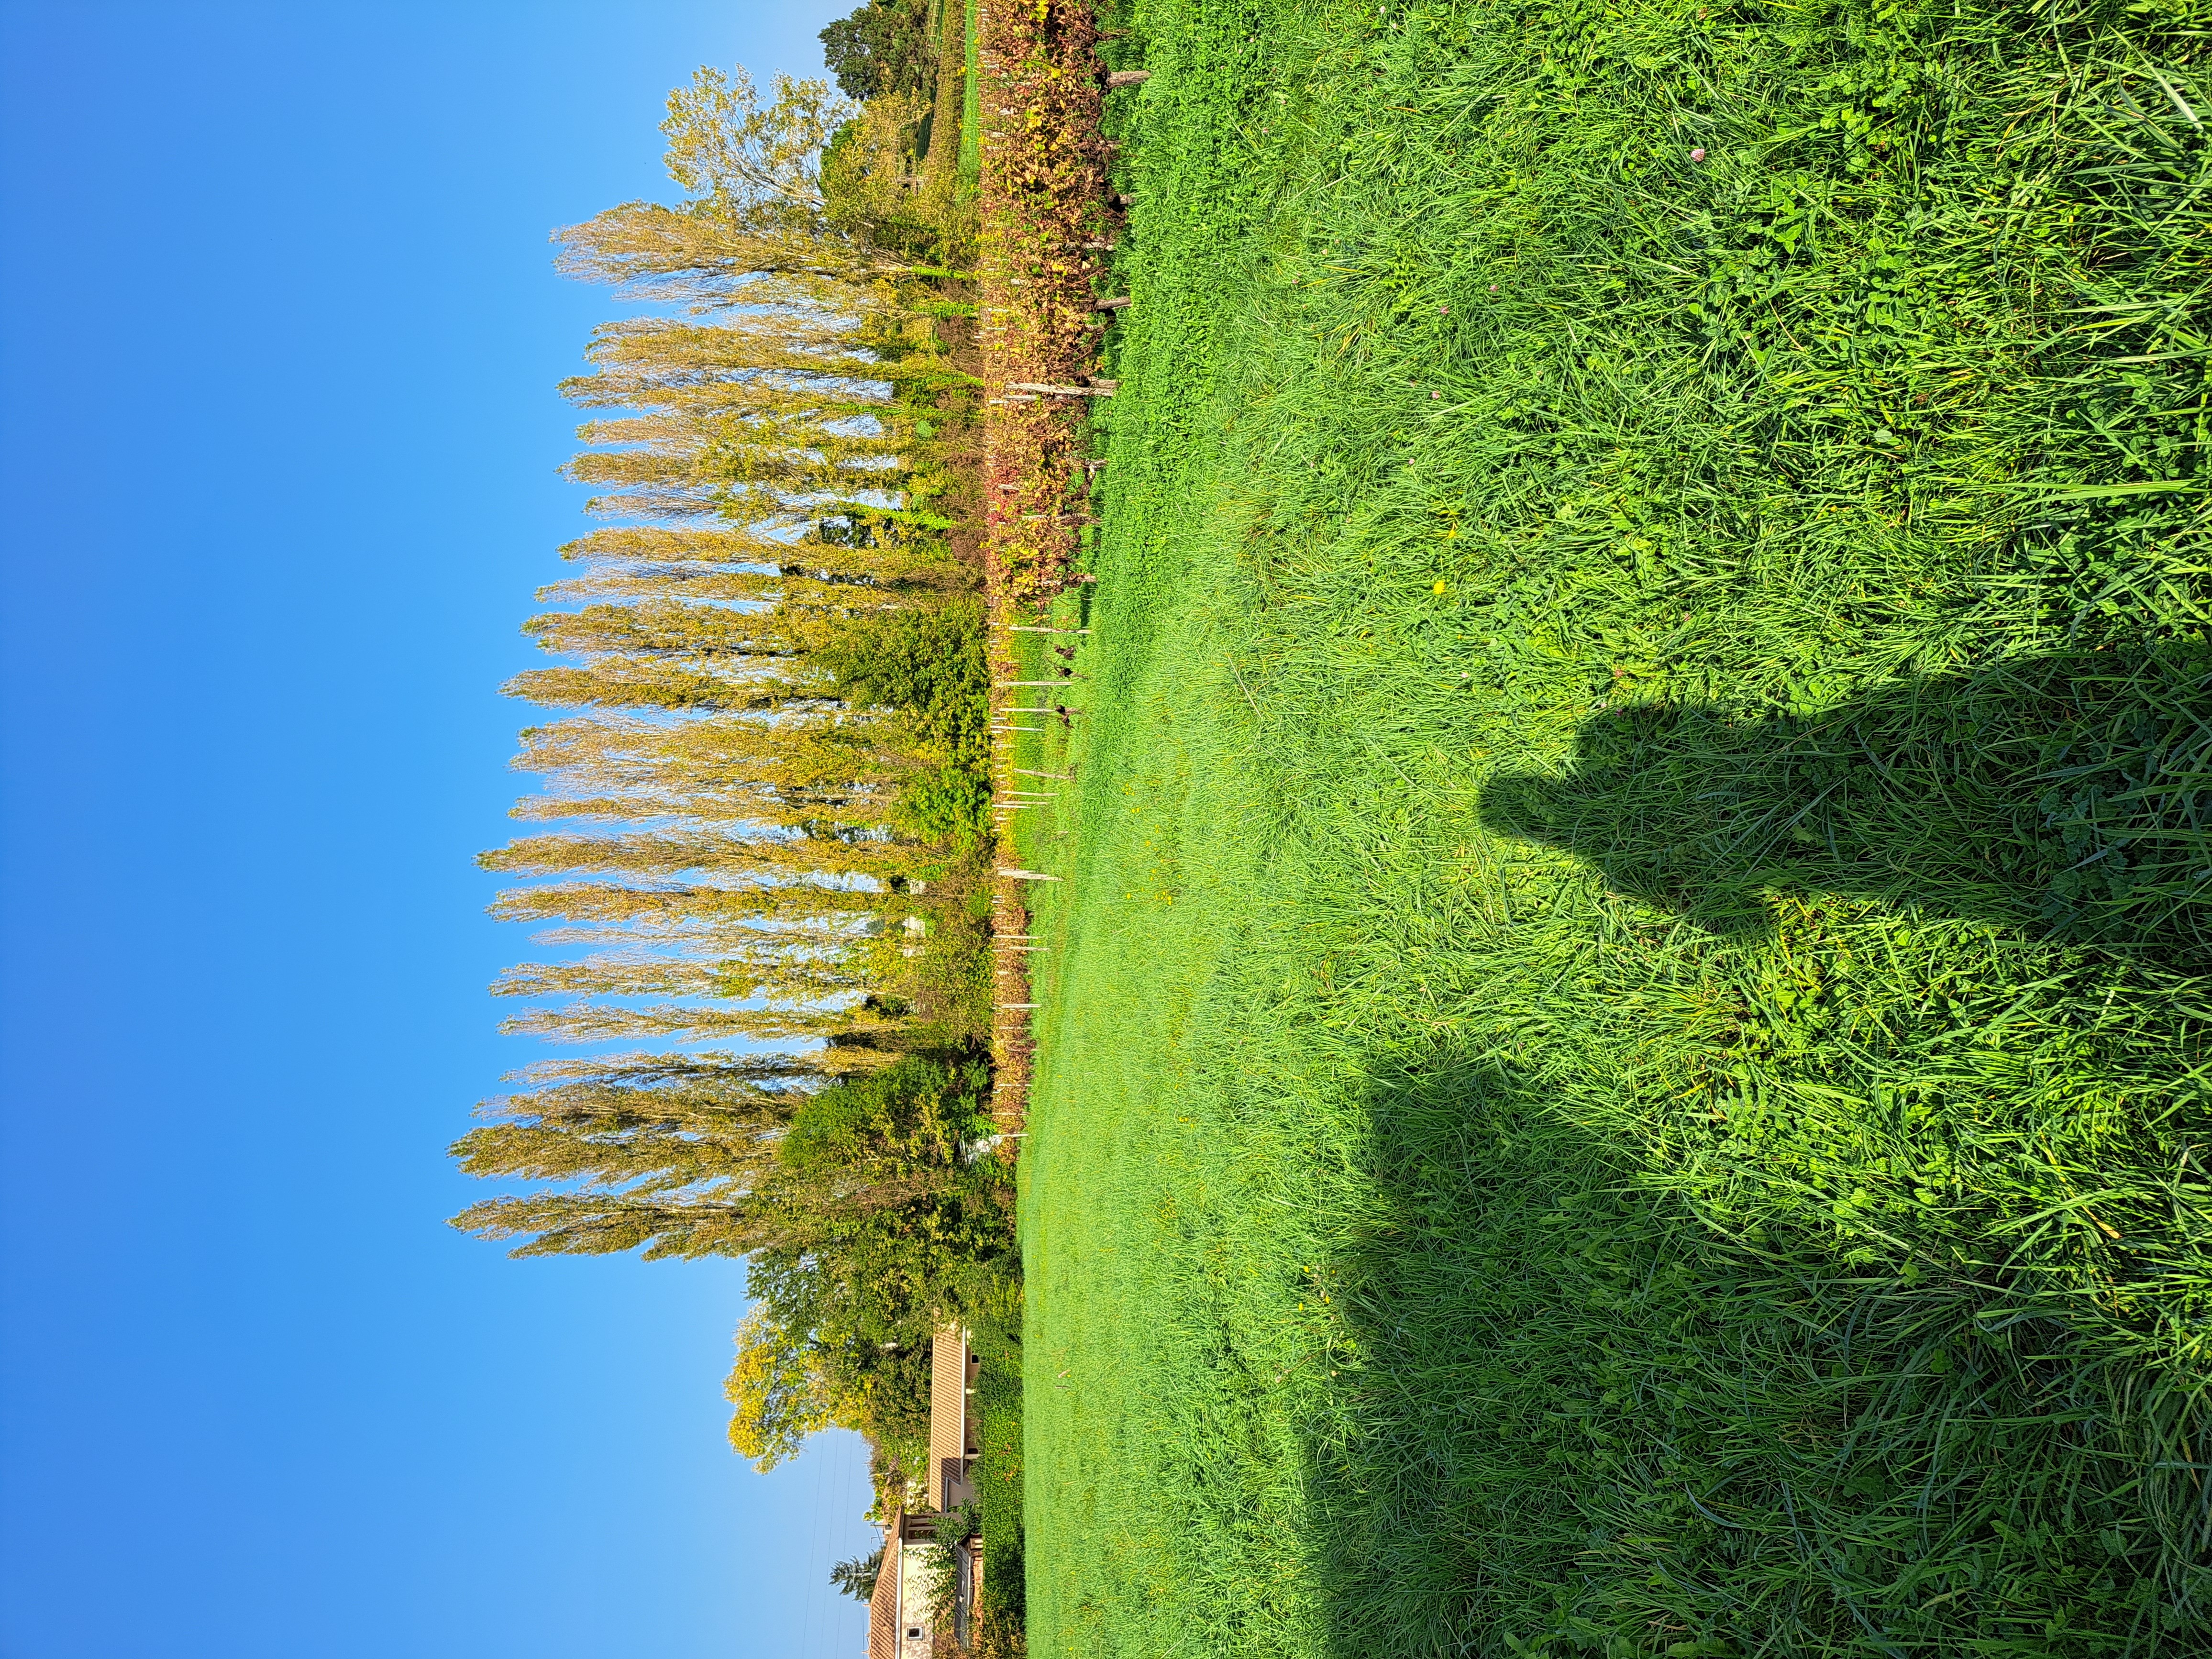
[[866, 1530, 898, 1659], [928, 1327, 968, 1508]]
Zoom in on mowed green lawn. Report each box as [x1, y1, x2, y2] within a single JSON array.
[[1003, 1, 2212, 1652]]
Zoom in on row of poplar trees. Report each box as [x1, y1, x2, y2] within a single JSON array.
[[451, 65, 1008, 1471]]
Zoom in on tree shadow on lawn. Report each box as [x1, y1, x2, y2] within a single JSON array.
[[1313, 1043, 2212, 1659], [1475, 648, 2212, 964]]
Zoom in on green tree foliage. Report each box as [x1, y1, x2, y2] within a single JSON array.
[[734, 1058, 1007, 1457], [819, 93, 943, 265], [453, 1053, 804, 1192], [509, 712, 913, 823], [816, 600, 991, 842], [555, 66, 951, 305], [494, 1000, 907, 1047], [450, 1053, 984, 1259], [552, 522, 955, 590], [659, 66, 848, 232], [818, 0, 935, 103], [479, 830, 911, 882], [776, 1053, 990, 1183], [488, 880, 885, 940], [498, 658, 797, 714], [830, 1545, 885, 1602], [816, 601, 987, 751], [724, 1304, 835, 1469], [490, 946, 866, 1005]]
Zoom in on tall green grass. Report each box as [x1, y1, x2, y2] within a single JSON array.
[[1007, 0, 2212, 1653]]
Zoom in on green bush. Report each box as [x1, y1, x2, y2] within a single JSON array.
[[817, 600, 991, 845], [777, 1052, 992, 1176]]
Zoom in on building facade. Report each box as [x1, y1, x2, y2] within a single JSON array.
[[866, 1327, 981, 1657]]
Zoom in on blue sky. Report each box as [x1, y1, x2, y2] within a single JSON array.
[[0, 4, 881, 1654]]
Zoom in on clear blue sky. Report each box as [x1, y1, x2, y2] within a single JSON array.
[[0, 4, 880, 1654]]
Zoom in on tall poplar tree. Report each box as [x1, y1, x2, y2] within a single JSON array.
[[479, 830, 912, 882], [490, 881, 888, 939], [498, 999, 905, 1047], [512, 712, 914, 811]]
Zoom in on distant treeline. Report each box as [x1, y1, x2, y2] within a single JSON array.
[[454, 54, 1007, 1488]]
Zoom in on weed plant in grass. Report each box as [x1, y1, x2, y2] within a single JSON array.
[[1012, 0, 2212, 1654]]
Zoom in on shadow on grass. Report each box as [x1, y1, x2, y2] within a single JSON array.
[[1476, 650, 2212, 962], [1314, 1044, 2212, 1657], [1349, 653, 2212, 1647]]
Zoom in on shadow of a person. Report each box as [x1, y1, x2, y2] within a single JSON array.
[[1478, 647, 2212, 961]]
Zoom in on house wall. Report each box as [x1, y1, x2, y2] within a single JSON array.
[[897, 1542, 937, 1659]]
